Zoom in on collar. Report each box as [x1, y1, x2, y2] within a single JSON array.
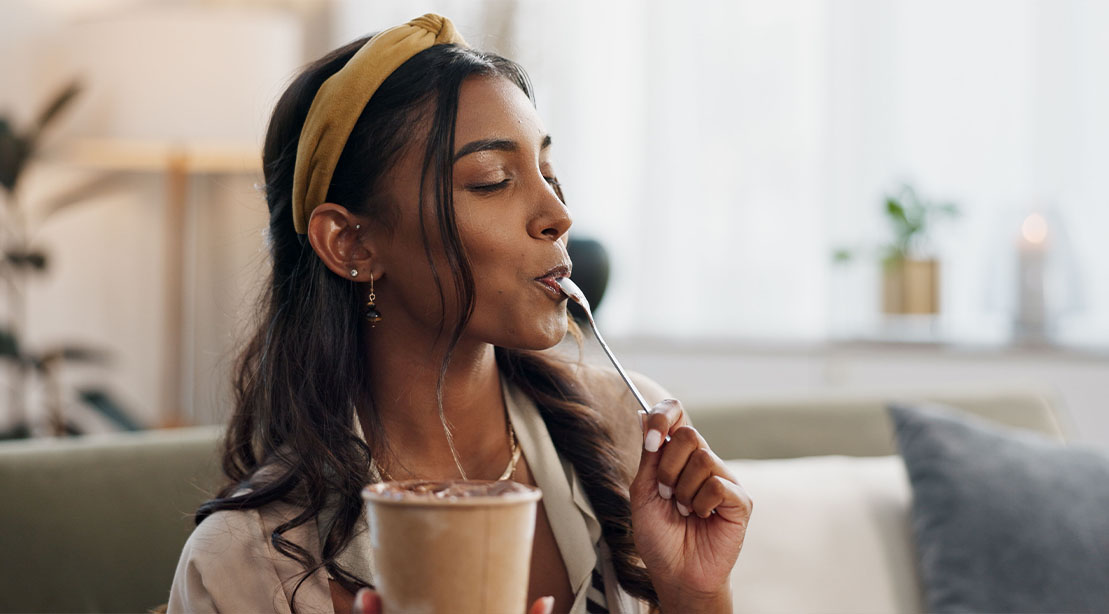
[[502, 375, 601, 613]]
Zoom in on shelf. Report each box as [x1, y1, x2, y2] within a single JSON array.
[[53, 138, 261, 174]]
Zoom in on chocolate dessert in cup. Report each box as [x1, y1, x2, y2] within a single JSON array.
[[362, 479, 542, 614]]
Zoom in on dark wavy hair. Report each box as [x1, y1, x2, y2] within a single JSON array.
[[194, 36, 659, 609]]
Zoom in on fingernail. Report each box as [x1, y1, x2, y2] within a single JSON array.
[[541, 595, 555, 614], [644, 429, 662, 452], [658, 482, 672, 500], [676, 501, 690, 516]]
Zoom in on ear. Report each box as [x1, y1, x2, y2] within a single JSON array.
[[306, 203, 386, 282]]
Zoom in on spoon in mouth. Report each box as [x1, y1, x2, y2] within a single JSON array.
[[556, 277, 653, 416]]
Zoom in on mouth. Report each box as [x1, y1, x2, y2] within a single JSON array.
[[534, 264, 572, 299]]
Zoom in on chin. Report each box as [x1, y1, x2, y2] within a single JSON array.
[[523, 323, 569, 351], [531, 328, 569, 351], [497, 313, 569, 351]]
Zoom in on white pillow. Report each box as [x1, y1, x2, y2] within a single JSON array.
[[725, 456, 924, 614]]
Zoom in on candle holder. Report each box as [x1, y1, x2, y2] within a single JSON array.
[[1014, 213, 1049, 344], [1005, 207, 1082, 347]]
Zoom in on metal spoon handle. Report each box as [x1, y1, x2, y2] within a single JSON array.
[[555, 277, 652, 415], [584, 314, 653, 415]]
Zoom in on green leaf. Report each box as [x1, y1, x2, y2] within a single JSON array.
[[5, 249, 49, 271], [0, 119, 31, 192], [831, 248, 854, 263], [47, 344, 109, 364], [0, 327, 21, 361], [936, 202, 960, 217], [31, 80, 82, 139], [885, 197, 910, 230], [5, 80, 82, 188], [76, 387, 143, 431], [0, 118, 15, 177], [60, 346, 110, 363], [885, 197, 905, 219], [0, 423, 32, 440], [900, 219, 924, 241], [32, 344, 110, 373]]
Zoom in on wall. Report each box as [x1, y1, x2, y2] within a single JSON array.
[[0, 2, 303, 431]]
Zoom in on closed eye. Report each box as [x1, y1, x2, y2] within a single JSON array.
[[467, 176, 561, 193], [469, 179, 511, 193]]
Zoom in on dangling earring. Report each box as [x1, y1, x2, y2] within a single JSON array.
[[364, 273, 383, 326]]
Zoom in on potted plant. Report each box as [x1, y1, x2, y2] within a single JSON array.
[[1, 81, 138, 438], [834, 184, 959, 315]]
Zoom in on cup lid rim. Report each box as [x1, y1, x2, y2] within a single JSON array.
[[361, 479, 543, 506]]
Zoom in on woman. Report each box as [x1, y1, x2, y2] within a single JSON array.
[[168, 14, 751, 614]]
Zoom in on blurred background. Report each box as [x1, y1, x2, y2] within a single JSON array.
[[1, 0, 1106, 446]]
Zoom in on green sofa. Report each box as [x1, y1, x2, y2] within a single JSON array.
[[0, 386, 1066, 613], [0, 426, 224, 613]]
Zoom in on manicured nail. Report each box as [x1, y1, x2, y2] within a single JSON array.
[[540, 595, 555, 614], [676, 501, 690, 516], [658, 482, 672, 500], [644, 429, 662, 452]]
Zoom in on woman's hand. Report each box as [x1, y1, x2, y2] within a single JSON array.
[[630, 399, 753, 614], [351, 588, 554, 614]]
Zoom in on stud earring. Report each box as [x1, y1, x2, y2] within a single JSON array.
[[364, 273, 383, 326], [350, 269, 358, 278]]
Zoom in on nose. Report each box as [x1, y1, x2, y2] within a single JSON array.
[[528, 176, 572, 241]]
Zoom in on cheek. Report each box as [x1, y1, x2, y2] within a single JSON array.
[[458, 217, 527, 283], [377, 224, 456, 320], [459, 213, 516, 252]]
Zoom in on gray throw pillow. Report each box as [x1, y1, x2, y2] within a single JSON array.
[[889, 402, 1109, 613]]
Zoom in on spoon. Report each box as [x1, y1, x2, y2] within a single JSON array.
[[556, 277, 653, 416]]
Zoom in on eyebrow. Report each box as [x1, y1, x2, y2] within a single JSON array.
[[453, 134, 553, 162]]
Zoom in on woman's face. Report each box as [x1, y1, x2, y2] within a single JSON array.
[[375, 74, 573, 350]]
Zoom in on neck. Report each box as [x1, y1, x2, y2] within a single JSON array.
[[358, 314, 512, 481]]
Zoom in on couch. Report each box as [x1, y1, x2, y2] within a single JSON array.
[[0, 387, 1067, 613], [704, 387, 1068, 614]]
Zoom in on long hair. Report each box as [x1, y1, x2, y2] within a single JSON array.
[[196, 37, 659, 608]]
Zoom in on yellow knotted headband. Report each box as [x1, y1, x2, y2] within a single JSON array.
[[291, 13, 468, 234]]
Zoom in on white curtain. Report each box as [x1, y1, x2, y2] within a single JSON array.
[[336, 0, 1109, 346]]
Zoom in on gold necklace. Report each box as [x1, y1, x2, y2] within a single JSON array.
[[370, 421, 521, 482]]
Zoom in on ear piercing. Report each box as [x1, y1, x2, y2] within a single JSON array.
[[364, 273, 383, 326], [350, 225, 362, 278]]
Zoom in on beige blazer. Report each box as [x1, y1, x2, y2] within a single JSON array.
[[168, 366, 661, 614]]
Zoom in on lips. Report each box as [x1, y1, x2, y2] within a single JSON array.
[[534, 264, 571, 297], [535, 264, 571, 281]]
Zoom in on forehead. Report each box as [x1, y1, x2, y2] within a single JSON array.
[[454, 75, 545, 145]]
